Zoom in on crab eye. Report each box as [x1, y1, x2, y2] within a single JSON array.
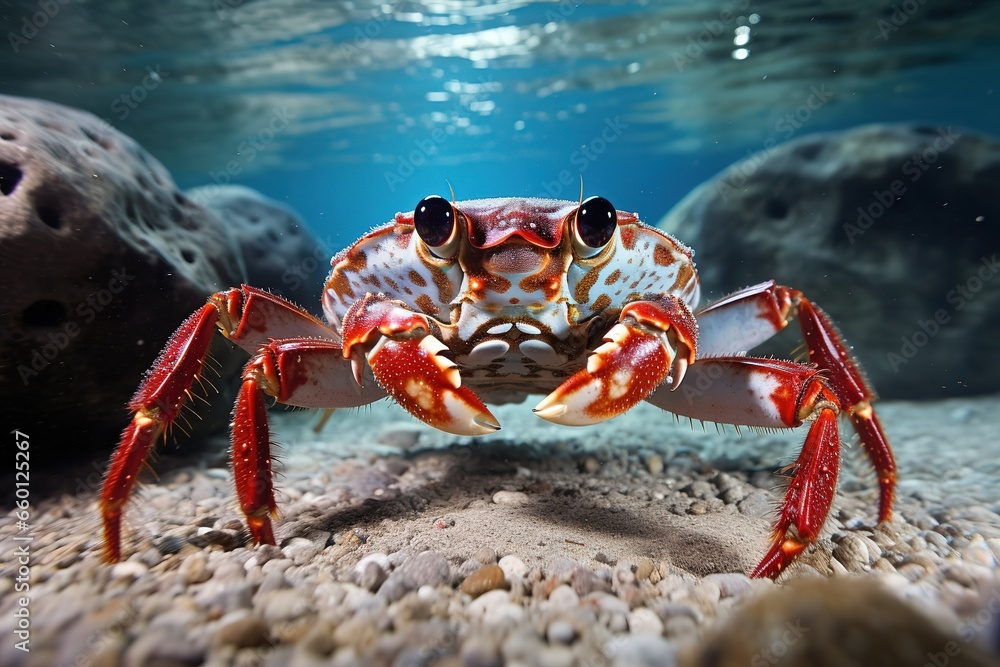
[[413, 195, 456, 250], [574, 196, 617, 252]]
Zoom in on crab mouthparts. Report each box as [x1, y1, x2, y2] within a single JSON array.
[[482, 244, 546, 274]]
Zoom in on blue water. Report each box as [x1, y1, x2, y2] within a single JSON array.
[[154, 3, 1000, 252], [2, 1, 998, 252]]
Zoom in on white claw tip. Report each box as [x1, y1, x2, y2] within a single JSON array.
[[669, 357, 689, 391], [533, 403, 568, 421]]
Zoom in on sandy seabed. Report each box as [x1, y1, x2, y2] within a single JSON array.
[[2, 394, 999, 666]]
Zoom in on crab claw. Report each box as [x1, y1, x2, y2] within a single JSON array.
[[368, 335, 500, 436], [534, 297, 697, 426]]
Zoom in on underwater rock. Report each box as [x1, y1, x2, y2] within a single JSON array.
[[658, 124, 1000, 399], [0, 94, 326, 462], [677, 577, 999, 667]]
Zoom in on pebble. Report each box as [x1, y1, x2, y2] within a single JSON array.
[[924, 530, 951, 552], [609, 634, 677, 667], [548, 585, 580, 608], [189, 528, 243, 552], [498, 555, 528, 579], [460, 636, 502, 667], [689, 578, 721, 609], [593, 551, 617, 566], [833, 533, 872, 572], [353, 561, 389, 592], [473, 546, 498, 565], [701, 572, 754, 598], [546, 618, 576, 644], [261, 588, 310, 623], [584, 592, 631, 618], [461, 565, 507, 597], [244, 543, 284, 569], [663, 614, 698, 638], [213, 610, 268, 648], [178, 552, 211, 584], [651, 601, 703, 624], [469, 590, 516, 623], [468, 590, 510, 618], [397, 550, 450, 588], [737, 489, 773, 518], [628, 607, 665, 635], [352, 553, 391, 581], [583, 457, 601, 473], [572, 566, 611, 596], [646, 454, 664, 475], [547, 557, 581, 582], [151, 534, 187, 555], [961, 534, 999, 567], [261, 557, 293, 576], [283, 537, 322, 565], [492, 490, 530, 505], [634, 558, 655, 581], [110, 560, 148, 580]]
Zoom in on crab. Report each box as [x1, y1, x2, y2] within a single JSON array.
[[101, 194, 896, 578]]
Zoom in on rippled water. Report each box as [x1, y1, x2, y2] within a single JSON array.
[[1, 0, 997, 244]]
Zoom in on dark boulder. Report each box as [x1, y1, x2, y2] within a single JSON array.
[[0, 94, 326, 467], [658, 124, 1000, 400]]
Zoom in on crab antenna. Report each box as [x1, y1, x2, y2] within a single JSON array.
[[578, 175, 585, 204], [446, 180, 456, 203]]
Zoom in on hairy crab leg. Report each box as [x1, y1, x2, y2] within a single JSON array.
[[646, 357, 842, 579], [797, 298, 895, 522], [102, 304, 219, 563], [101, 286, 344, 562], [534, 295, 698, 426], [341, 293, 500, 436], [695, 281, 896, 522], [230, 339, 388, 545]]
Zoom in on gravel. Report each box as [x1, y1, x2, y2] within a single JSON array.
[[1, 395, 999, 666]]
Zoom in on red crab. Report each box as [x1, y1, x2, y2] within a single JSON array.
[[101, 194, 896, 578]]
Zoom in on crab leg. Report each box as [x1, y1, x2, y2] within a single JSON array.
[[341, 293, 500, 436], [101, 286, 356, 562], [231, 338, 387, 545], [534, 295, 698, 426], [647, 357, 842, 579], [695, 281, 896, 523], [101, 304, 220, 563]]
